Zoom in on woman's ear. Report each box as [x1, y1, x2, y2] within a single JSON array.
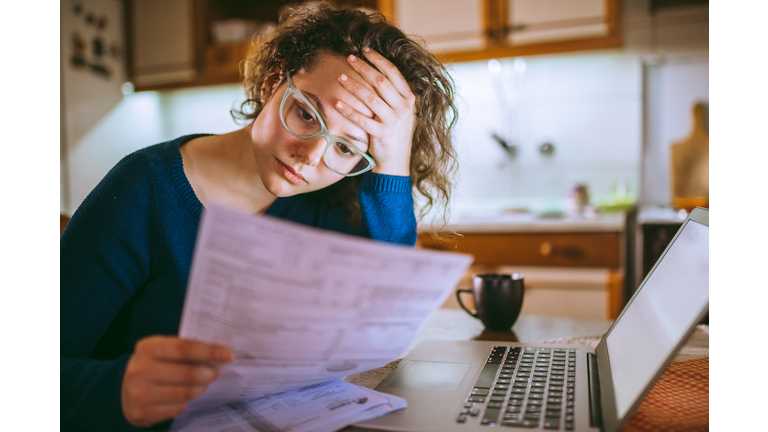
[[260, 68, 284, 103]]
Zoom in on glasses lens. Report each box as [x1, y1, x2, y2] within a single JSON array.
[[325, 140, 372, 175], [282, 93, 322, 137]]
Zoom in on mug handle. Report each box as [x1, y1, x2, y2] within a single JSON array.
[[456, 289, 478, 318]]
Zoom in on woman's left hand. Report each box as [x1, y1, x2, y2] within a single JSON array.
[[335, 47, 416, 177]]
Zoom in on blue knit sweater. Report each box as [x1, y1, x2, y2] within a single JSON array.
[[60, 134, 417, 431]]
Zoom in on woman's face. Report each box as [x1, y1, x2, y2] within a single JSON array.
[[250, 53, 375, 197]]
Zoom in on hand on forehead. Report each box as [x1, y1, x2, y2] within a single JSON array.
[[292, 54, 375, 119]]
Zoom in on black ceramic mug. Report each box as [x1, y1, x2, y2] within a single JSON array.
[[456, 273, 525, 331]]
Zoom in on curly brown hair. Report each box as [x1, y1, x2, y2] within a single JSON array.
[[235, 1, 458, 232]]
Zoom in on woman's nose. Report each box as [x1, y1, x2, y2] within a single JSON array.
[[294, 136, 326, 167]]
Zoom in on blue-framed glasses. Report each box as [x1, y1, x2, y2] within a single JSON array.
[[279, 71, 375, 177]]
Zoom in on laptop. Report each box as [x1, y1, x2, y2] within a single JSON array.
[[356, 207, 709, 432]]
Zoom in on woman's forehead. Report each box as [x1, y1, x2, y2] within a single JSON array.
[[292, 53, 374, 93]]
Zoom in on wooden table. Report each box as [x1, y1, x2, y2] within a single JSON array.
[[408, 309, 612, 352]]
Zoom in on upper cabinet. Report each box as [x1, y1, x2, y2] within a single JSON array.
[[128, 0, 382, 91], [393, 0, 620, 63], [129, 0, 197, 88], [127, 0, 619, 91]]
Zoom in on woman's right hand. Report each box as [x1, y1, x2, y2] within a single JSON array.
[[121, 335, 236, 428]]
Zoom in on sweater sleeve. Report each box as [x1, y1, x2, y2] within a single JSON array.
[[60, 153, 156, 431], [356, 172, 417, 247]]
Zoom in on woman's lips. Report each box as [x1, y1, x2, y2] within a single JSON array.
[[276, 159, 307, 185]]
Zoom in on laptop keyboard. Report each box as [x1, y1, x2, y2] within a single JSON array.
[[457, 346, 577, 429]]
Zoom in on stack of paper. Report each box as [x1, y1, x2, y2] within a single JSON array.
[[170, 380, 405, 432], [174, 204, 473, 432]]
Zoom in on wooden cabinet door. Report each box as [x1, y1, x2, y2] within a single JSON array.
[[394, 0, 620, 63], [130, 0, 197, 88], [506, 0, 609, 45], [419, 232, 621, 268], [394, 0, 486, 53]]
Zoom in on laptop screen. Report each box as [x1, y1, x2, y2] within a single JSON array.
[[604, 219, 709, 418]]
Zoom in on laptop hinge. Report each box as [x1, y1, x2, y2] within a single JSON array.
[[587, 352, 603, 429]]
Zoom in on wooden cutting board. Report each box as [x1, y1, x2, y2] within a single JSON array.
[[670, 102, 709, 211]]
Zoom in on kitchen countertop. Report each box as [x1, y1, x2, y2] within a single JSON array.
[[419, 211, 625, 233]]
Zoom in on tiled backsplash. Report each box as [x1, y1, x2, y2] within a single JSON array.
[[446, 52, 642, 217]]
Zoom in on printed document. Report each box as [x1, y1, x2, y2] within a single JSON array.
[[170, 379, 406, 432], [178, 203, 473, 417]]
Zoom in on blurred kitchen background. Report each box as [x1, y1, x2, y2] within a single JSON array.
[[60, 0, 708, 321]]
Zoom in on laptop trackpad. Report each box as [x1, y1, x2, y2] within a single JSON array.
[[389, 361, 472, 392]]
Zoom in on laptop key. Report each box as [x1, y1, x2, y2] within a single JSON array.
[[525, 406, 541, 413], [565, 422, 574, 430], [528, 393, 543, 400], [490, 396, 506, 402], [472, 388, 490, 396], [489, 402, 503, 408], [456, 415, 467, 423], [543, 420, 560, 429], [546, 411, 561, 418], [506, 406, 522, 413], [500, 419, 524, 427], [474, 363, 501, 389], [468, 396, 486, 402], [524, 413, 540, 421], [482, 407, 501, 425]]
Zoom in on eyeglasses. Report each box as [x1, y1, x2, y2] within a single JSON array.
[[279, 71, 375, 177]]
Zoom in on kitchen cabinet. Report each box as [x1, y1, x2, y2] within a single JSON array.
[[129, 0, 197, 89], [127, 0, 383, 91], [392, 0, 621, 63], [418, 217, 626, 319]]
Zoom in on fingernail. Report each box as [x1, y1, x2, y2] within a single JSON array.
[[220, 349, 235, 362], [339, 74, 348, 82], [363, 46, 370, 53], [348, 55, 357, 62]]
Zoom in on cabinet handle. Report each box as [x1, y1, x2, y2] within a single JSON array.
[[539, 241, 553, 257]]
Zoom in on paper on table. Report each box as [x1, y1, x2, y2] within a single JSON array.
[[169, 379, 407, 432], [179, 203, 473, 410]]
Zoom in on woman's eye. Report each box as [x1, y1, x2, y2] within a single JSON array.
[[298, 106, 316, 123], [336, 142, 353, 156]]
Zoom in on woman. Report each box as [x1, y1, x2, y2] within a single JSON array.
[[60, 3, 458, 431]]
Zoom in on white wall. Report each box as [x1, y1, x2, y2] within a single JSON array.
[[642, 58, 709, 206], [62, 79, 246, 213], [438, 0, 708, 219], [447, 53, 643, 216]]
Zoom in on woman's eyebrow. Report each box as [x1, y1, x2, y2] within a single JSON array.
[[303, 90, 369, 147]]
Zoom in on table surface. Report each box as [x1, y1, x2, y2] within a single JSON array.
[[409, 309, 613, 352]]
